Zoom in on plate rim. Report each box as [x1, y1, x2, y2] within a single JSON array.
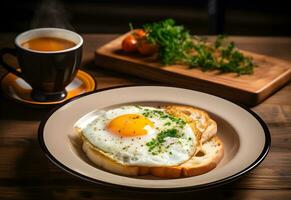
[[38, 85, 271, 192]]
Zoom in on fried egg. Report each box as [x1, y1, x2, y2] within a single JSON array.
[[75, 106, 198, 167]]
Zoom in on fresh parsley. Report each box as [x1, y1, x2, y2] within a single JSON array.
[[141, 108, 186, 128], [141, 19, 254, 75], [146, 128, 180, 154]]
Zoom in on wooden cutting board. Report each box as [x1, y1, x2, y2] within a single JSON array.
[[95, 34, 291, 106]]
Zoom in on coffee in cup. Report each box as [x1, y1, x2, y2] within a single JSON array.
[[0, 28, 83, 102], [21, 37, 76, 52]]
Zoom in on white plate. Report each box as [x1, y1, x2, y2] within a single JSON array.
[[38, 86, 270, 191]]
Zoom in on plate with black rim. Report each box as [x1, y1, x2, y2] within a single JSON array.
[[38, 86, 270, 191]]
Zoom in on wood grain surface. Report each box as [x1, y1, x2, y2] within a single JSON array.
[[95, 33, 291, 106], [0, 34, 291, 200]]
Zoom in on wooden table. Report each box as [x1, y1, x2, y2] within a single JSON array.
[[0, 34, 290, 199]]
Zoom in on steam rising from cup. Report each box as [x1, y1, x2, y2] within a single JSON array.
[[31, 0, 74, 31]]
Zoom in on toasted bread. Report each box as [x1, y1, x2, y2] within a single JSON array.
[[150, 136, 224, 178], [165, 105, 217, 144], [78, 105, 223, 178], [82, 136, 223, 177]]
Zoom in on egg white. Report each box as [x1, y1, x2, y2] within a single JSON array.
[[75, 106, 197, 167]]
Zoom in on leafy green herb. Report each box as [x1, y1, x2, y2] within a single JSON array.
[[146, 128, 180, 154], [140, 19, 254, 75], [164, 122, 171, 126], [141, 108, 186, 128]]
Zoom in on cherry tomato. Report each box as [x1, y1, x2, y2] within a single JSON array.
[[122, 35, 138, 52], [137, 38, 158, 55], [133, 29, 146, 39]]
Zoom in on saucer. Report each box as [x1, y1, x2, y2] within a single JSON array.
[[0, 70, 96, 106]]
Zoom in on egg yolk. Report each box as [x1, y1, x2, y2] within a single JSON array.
[[107, 114, 154, 137]]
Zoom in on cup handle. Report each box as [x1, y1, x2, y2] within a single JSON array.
[[0, 48, 23, 78]]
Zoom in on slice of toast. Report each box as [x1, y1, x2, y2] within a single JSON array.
[[82, 135, 223, 177], [150, 136, 224, 178], [78, 105, 223, 178], [165, 105, 217, 144]]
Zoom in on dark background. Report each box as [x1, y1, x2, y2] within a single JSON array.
[[1, 0, 291, 36]]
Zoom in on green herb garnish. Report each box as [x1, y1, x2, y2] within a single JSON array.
[[146, 128, 180, 154], [164, 122, 171, 126], [141, 19, 254, 75], [141, 108, 186, 128]]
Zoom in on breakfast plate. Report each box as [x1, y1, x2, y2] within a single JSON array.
[[38, 86, 270, 191]]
